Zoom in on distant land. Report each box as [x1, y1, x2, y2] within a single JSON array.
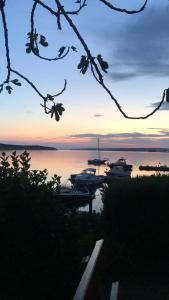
[[0, 143, 57, 151], [72, 147, 169, 153]]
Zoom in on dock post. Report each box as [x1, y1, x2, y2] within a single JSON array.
[[88, 185, 93, 215]]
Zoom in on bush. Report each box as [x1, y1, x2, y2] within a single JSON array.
[[0, 151, 103, 299], [102, 175, 169, 277]]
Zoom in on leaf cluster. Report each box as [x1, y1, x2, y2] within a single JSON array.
[[50, 103, 65, 121], [26, 32, 48, 54], [77, 54, 109, 75], [0, 79, 22, 95], [78, 55, 89, 74], [0, 151, 61, 192]]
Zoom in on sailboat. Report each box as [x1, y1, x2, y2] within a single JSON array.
[[88, 136, 107, 166]]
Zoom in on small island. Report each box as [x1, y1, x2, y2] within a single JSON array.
[[0, 143, 57, 151]]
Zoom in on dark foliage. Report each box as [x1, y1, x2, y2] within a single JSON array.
[[102, 175, 169, 279], [0, 151, 103, 299]]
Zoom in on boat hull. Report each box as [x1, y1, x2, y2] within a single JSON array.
[[88, 159, 107, 166]]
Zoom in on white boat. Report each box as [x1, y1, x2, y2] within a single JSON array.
[[69, 168, 104, 186], [55, 186, 92, 205], [88, 137, 107, 166], [105, 157, 132, 179], [59, 187, 89, 197]]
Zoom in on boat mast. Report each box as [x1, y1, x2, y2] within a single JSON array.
[[98, 136, 100, 160]]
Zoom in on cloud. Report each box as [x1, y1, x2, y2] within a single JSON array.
[[103, 4, 169, 80], [149, 102, 169, 111], [69, 131, 168, 139], [109, 72, 137, 81], [93, 114, 104, 117], [66, 130, 169, 148]]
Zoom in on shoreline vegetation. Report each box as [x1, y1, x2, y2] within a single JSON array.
[[71, 147, 169, 153], [1, 143, 169, 153], [0, 143, 57, 150]]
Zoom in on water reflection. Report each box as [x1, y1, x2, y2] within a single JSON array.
[[4, 150, 169, 212], [21, 150, 169, 181]]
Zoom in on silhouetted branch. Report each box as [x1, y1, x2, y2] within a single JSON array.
[[0, 0, 167, 122], [0, 0, 67, 121], [55, 0, 166, 120], [99, 0, 148, 14], [65, 0, 87, 15], [0, 2, 11, 84], [30, 1, 70, 61], [11, 69, 45, 99]]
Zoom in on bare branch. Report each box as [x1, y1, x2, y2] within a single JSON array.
[[65, 0, 87, 15], [11, 68, 45, 100], [99, 0, 148, 14], [52, 80, 67, 97], [32, 0, 56, 16], [0, 2, 11, 84]]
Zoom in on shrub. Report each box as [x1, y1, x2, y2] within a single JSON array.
[[102, 175, 169, 277], [0, 151, 103, 299]]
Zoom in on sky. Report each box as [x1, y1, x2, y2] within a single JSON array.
[[1, 0, 169, 148]]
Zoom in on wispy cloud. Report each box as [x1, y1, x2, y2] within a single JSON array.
[[93, 114, 104, 117], [65, 130, 169, 148], [69, 131, 168, 139]]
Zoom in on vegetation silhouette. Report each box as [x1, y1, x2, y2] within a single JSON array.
[[0, 151, 103, 299]]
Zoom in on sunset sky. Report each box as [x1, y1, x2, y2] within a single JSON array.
[[1, 0, 169, 148]]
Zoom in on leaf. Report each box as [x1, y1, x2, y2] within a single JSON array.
[[82, 61, 89, 74], [97, 54, 109, 73], [166, 88, 169, 103], [26, 47, 31, 54], [39, 35, 48, 47], [34, 47, 39, 55], [46, 94, 54, 101], [71, 46, 77, 52], [56, 103, 65, 115], [77, 55, 89, 74], [6, 85, 13, 94], [78, 55, 86, 69], [51, 110, 55, 118], [11, 79, 22, 86], [33, 33, 38, 41], [54, 111, 60, 121], [58, 46, 66, 57]]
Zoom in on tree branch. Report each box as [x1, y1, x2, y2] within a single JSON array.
[[0, 1, 11, 84], [30, 1, 70, 61], [99, 0, 148, 14], [56, 0, 167, 120]]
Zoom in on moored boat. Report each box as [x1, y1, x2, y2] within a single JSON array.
[[88, 158, 107, 166], [88, 137, 107, 166], [55, 186, 93, 206], [105, 157, 132, 179], [69, 168, 104, 187], [139, 165, 169, 171]]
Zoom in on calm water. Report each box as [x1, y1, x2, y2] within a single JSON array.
[[4, 150, 169, 212]]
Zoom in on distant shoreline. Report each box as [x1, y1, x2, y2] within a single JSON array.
[[69, 147, 169, 153], [1, 144, 169, 153], [0, 143, 57, 151]]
